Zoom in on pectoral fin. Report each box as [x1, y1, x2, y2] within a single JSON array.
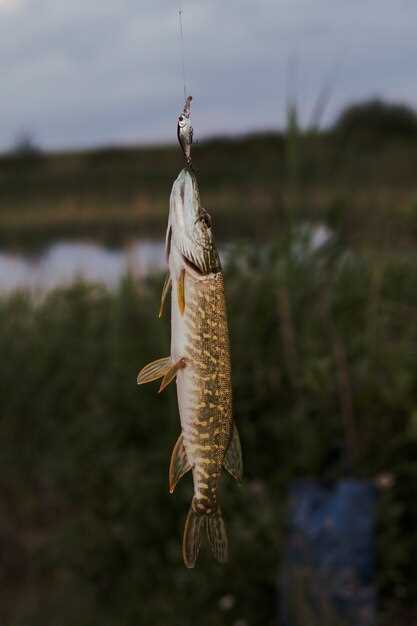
[[158, 273, 172, 318], [223, 423, 243, 482], [177, 269, 185, 316], [169, 434, 192, 493], [158, 357, 187, 393], [137, 357, 172, 385]]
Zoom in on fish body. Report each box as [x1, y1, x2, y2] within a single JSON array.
[[138, 168, 242, 567]]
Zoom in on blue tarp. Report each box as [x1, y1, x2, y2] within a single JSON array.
[[280, 479, 377, 626]]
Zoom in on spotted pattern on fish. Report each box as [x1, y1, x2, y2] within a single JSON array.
[[179, 271, 232, 516]]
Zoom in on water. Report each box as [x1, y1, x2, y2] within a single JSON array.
[[0, 224, 332, 294], [0, 240, 166, 293]]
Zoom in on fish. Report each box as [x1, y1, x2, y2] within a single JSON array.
[[177, 95, 193, 166], [137, 167, 243, 568]]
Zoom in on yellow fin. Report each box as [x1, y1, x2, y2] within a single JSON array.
[[169, 434, 192, 494], [223, 423, 243, 482], [158, 357, 187, 393], [158, 273, 172, 318], [177, 269, 185, 316], [137, 357, 172, 385]]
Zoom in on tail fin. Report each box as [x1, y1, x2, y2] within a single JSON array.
[[205, 509, 228, 564], [182, 499, 228, 568], [182, 502, 205, 568]]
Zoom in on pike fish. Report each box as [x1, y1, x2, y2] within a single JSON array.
[[137, 167, 243, 568]]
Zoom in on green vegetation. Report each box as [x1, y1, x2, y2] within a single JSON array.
[[1, 234, 416, 625], [1, 99, 417, 250], [335, 99, 417, 144]]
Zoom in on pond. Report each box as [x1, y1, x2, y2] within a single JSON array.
[[0, 224, 331, 293], [0, 239, 166, 293]]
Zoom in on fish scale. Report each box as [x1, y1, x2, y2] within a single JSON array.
[[178, 272, 232, 512]]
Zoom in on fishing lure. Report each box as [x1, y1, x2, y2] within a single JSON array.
[[177, 95, 193, 166]]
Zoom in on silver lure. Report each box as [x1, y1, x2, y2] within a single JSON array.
[[177, 95, 193, 166]]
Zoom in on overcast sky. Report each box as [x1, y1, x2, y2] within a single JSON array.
[[0, 0, 416, 151]]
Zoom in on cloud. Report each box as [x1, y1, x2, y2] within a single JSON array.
[[0, 0, 20, 10], [0, 0, 416, 150]]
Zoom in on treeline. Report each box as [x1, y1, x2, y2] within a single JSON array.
[[0, 99, 417, 249]]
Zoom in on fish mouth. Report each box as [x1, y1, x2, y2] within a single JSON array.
[[168, 168, 221, 275]]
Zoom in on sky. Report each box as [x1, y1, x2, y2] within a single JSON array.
[[0, 0, 416, 151]]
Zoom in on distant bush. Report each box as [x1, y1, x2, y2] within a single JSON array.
[[334, 99, 417, 143], [11, 130, 42, 157]]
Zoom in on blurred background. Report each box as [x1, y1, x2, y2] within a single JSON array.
[[1, 1, 417, 625]]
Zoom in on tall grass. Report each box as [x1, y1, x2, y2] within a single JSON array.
[[0, 236, 416, 625]]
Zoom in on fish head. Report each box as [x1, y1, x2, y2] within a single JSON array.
[[166, 168, 220, 276]]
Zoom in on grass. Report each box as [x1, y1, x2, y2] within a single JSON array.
[[0, 235, 416, 625]]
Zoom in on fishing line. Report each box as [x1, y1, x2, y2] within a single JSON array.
[[178, 4, 188, 101]]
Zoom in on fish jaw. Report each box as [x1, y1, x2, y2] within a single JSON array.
[[166, 168, 220, 276], [168, 168, 199, 260]]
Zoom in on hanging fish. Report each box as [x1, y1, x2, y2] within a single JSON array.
[[137, 166, 243, 568], [177, 95, 193, 166]]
